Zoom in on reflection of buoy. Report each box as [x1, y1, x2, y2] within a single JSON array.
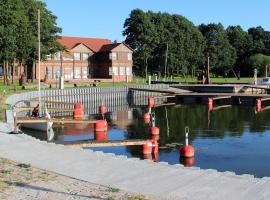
[[150, 126, 159, 136], [180, 157, 195, 167], [256, 98, 262, 112], [152, 140, 159, 153], [151, 134, 160, 141], [95, 131, 108, 141], [94, 120, 108, 132], [73, 103, 84, 119], [142, 140, 153, 154], [143, 113, 151, 124], [179, 127, 195, 158], [148, 97, 155, 108], [208, 98, 213, 111], [99, 105, 106, 115]]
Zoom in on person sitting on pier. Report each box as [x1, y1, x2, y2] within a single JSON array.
[[31, 104, 40, 117]]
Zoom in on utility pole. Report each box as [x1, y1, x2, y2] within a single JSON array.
[[164, 43, 168, 78], [206, 56, 210, 84]]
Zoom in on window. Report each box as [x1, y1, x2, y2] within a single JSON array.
[[46, 55, 52, 60], [119, 67, 125, 75], [112, 66, 118, 75], [46, 66, 53, 79], [53, 67, 60, 79], [63, 67, 73, 79], [128, 53, 132, 61], [109, 52, 117, 60], [82, 53, 89, 61], [126, 67, 132, 75], [74, 67, 81, 79], [82, 67, 88, 78], [74, 53, 81, 61]]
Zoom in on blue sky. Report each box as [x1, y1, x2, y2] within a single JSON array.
[[43, 0, 270, 42]]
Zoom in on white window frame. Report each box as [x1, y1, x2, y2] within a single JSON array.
[[82, 53, 89, 61], [74, 53, 81, 61], [112, 66, 118, 75], [110, 52, 117, 60], [126, 67, 132, 75], [119, 66, 125, 75]]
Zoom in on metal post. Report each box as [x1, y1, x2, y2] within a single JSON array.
[[38, 9, 42, 116], [185, 126, 189, 146]]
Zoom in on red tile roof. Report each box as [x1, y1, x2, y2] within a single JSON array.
[[98, 43, 133, 52], [57, 36, 112, 52]]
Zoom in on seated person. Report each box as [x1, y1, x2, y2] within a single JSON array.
[[31, 104, 40, 117]]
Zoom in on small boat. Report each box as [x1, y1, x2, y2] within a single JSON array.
[[21, 109, 53, 132]]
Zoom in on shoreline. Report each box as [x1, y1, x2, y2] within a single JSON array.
[[0, 122, 269, 200]]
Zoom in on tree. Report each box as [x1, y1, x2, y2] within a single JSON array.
[[199, 23, 236, 76], [248, 54, 270, 76]]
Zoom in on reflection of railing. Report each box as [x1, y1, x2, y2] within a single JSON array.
[[6, 84, 169, 125]]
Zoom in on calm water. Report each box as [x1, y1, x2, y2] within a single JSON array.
[[23, 105, 270, 178]]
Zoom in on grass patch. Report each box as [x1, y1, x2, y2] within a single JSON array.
[[17, 163, 31, 169], [108, 186, 120, 193]]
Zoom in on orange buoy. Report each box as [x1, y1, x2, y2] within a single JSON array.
[[95, 131, 108, 141], [179, 126, 195, 158], [150, 126, 159, 136], [148, 97, 155, 108], [73, 103, 84, 119], [94, 120, 108, 132], [142, 140, 153, 154], [99, 105, 106, 115], [143, 113, 151, 124], [143, 153, 153, 160], [256, 98, 262, 112]]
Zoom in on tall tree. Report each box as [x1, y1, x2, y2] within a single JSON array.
[[199, 23, 236, 75]]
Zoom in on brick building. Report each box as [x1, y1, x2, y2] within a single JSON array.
[[37, 36, 133, 82]]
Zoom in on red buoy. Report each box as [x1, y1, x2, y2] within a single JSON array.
[[256, 98, 262, 112], [179, 126, 195, 158], [95, 131, 108, 141], [208, 98, 213, 111], [94, 120, 108, 132], [99, 105, 106, 115], [73, 103, 84, 119], [152, 140, 159, 153], [180, 145, 195, 158], [150, 126, 160, 136], [151, 134, 160, 142], [148, 97, 155, 108], [180, 157, 195, 167], [142, 140, 153, 154], [143, 113, 151, 124]]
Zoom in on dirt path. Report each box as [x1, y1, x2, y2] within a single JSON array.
[[0, 158, 153, 200]]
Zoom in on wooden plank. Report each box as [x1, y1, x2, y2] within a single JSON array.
[[17, 118, 97, 124], [15, 107, 74, 112], [154, 95, 176, 99], [58, 139, 147, 147], [212, 96, 231, 101], [212, 105, 232, 111], [155, 103, 176, 108]]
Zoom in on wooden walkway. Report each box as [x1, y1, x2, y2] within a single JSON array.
[[57, 139, 147, 147], [17, 118, 96, 124]]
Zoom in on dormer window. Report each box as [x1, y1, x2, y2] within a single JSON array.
[[74, 53, 81, 61], [54, 52, 61, 60], [109, 52, 117, 60]]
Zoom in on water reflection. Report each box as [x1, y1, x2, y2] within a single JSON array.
[[23, 104, 270, 177]]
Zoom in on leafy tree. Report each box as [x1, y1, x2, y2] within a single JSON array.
[[199, 23, 236, 76], [248, 54, 270, 76]]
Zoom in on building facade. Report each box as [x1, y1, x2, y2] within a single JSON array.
[[37, 36, 133, 82]]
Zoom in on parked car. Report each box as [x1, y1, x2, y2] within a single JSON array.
[[257, 77, 270, 85]]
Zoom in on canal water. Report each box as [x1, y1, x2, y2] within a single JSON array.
[[23, 105, 270, 178]]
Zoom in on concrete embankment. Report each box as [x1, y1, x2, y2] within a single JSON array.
[[0, 123, 269, 200]]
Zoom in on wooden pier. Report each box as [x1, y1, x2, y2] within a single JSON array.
[[17, 118, 96, 124], [57, 139, 147, 147]]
